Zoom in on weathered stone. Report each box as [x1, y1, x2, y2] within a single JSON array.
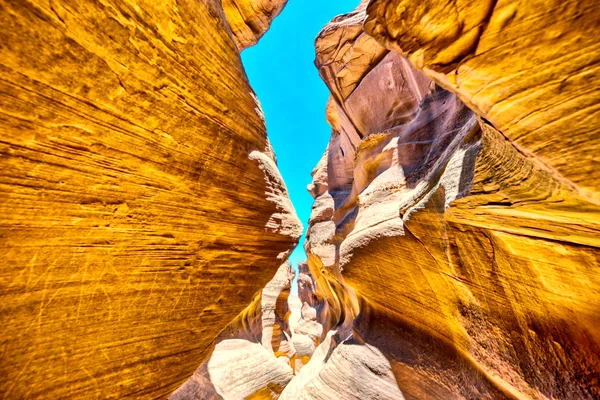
[[224, 0, 288, 50], [280, 328, 405, 400], [2, 0, 598, 398], [364, 0, 600, 198], [301, 3, 600, 399], [0, 1, 298, 398], [172, 262, 296, 399]]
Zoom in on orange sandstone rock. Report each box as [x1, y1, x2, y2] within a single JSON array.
[[0, 1, 298, 399], [301, 3, 600, 399], [224, 0, 288, 50], [364, 0, 600, 198]]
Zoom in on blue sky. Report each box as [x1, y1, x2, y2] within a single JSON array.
[[241, 1, 356, 270]]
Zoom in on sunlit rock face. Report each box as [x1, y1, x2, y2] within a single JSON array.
[[303, 2, 600, 399], [224, 0, 288, 50], [171, 261, 332, 399], [0, 1, 299, 399], [364, 0, 600, 199]]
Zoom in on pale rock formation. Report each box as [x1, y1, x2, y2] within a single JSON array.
[[171, 339, 292, 400], [287, 262, 326, 373], [295, 263, 326, 345], [287, 293, 309, 373], [280, 329, 405, 400], [171, 262, 296, 399], [0, 0, 297, 398], [249, 150, 303, 254], [207, 339, 292, 398], [261, 260, 296, 355], [172, 261, 332, 398]]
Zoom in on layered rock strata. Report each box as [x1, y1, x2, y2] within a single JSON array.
[[300, 2, 600, 399], [224, 0, 288, 50], [172, 260, 337, 399], [364, 0, 600, 199], [0, 0, 298, 399], [2, 0, 598, 398]]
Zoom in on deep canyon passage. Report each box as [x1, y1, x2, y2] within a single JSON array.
[[240, 0, 357, 278], [0, 0, 599, 399]]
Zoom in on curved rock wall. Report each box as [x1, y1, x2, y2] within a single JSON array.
[[224, 0, 288, 50], [171, 262, 296, 399], [364, 0, 600, 199], [301, 2, 600, 399], [0, 0, 298, 399], [1, 0, 598, 398]]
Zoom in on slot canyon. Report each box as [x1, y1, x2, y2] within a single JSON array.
[[0, 0, 598, 399]]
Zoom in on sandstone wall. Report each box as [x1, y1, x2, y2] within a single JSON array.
[[364, 0, 600, 199], [300, 2, 600, 399], [0, 0, 298, 398], [171, 262, 296, 399], [2, 0, 598, 398]]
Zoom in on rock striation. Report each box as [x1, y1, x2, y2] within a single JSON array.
[[300, 1, 600, 399], [364, 0, 600, 199], [1, 0, 598, 398], [171, 262, 296, 399], [224, 0, 288, 50], [171, 260, 335, 399], [0, 1, 299, 399]]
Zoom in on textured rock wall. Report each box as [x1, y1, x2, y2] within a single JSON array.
[[171, 262, 296, 399], [0, 0, 298, 399], [364, 0, 600, 199], [171, 260, 336, 399], [224, 0, 288, 50], [301, 2, 600, 399], [2, 0, 597, 398]]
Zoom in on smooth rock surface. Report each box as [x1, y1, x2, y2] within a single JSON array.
[[2, 0, 598, 398], [280, 330, 405, 400], [172, 261, 300, 399]]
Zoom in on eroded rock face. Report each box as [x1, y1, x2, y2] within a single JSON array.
[[280, 329, 405, 400], [2, 0, 598, 398], [172, 260, 335, 399], [224, 0, 288, 50], [364, 0, 600, 198], [289, 262, 326, 372], [171, 262, 296, 399], [301, 3, 600, 399], [0, 1, 299, 399]]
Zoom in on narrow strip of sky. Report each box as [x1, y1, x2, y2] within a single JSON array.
[[241, 1, 356, 270]]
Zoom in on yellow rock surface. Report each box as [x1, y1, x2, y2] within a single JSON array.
[[224, 0, 288, 50], [0, 1, 298, 398], [2, 0, 598, 398], [364, 0, 600, 198]]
